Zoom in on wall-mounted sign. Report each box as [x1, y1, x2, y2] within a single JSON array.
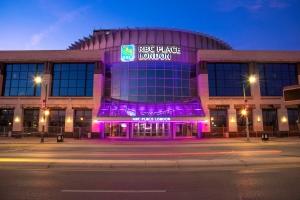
[[132, 117, 171, 121], [121, 45, 135, 62], [121, 44, 181, 62]]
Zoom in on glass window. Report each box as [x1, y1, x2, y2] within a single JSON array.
[[259, 63, 297, 96], [106, 61, 197, 103], [73, 109, 92, 135], [236, 108, 253, 132], [210, 109, 228, 133], [208, 63, 250, 96], [0, 109, 14, 132], [51, 63, 94, 96], [287, 108, 300, 132], [3, 63, 43, 96], [23, 109, 39, 132], [262, 109, 278, 132], [48, 109, 65, 133]]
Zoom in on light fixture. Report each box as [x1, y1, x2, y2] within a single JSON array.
[[44, 109, 50, 116], [40, 118, 45, 123], [210, 117, 214, 121], [257, 116, 261, 122], [80, 117, 84, 121], [120, 123, 127, 128], [92, 119, 99, 124], [66, 117, 72, 123], [34, 76, 42, 84], [281, 116, 288, 123], [230, 117, 236, 123], [240, 109, 248, 116], [248, 75, 256, 84], [14, 117, 20, 123]]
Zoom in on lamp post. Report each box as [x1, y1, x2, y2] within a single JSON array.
[[34, 76, 48, 143], [242, 75, 256, 142]]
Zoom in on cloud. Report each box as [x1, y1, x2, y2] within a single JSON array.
[[216, 0, 291, 12], [28, 5, 90, 48]]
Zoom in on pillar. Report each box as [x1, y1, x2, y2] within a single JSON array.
[[228, 107, 237, 133], [250, 62, 264, 133], [253, 108, 263, 132], [126, 123, 130, 139], [297, 63, 300, 84], [128, 123, 133, 139], [197, 61, 210, 133], [278, 108, 289, 132], [92, 61, 104, 135], [38, 109, 48, 132], [197, 122, 202, 138], [171, 123, 176, 139], [12, 105, 23, 133], [64, 106, 74, 133], [0, 63, 4, 96]]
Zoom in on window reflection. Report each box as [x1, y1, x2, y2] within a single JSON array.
[[105, 61, 197, 102]]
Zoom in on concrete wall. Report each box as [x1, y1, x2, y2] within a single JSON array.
[[197, 51, 300, 135]]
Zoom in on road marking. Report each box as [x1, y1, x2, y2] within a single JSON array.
[[61, 189, 167, 193]]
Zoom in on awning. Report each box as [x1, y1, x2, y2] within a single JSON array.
[[98, 98, 205, 118]]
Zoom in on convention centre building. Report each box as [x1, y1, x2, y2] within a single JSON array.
[[0, 28, 299, 139]]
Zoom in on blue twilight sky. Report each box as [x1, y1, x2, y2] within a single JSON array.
[[0, 0, 299, 50]]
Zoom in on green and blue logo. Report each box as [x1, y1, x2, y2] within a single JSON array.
[[121, 44, 135, 62]]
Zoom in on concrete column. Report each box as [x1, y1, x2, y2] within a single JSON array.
[[197, 122, 202, 138], [0, 63, 4, 96], [12, 104, 23, 133], [130, 122, 134, 139], [278, 108, 289, 132], [297, 63, 300, 84], [197, 72, 210, 133], [228, 107, 237, 133], [253, 108, 263, 132], [38, 109, 48, 132], [249, 62, 261, 100], [91, 70, 104, 133], [171, 123, 176, 139], [64, 106, 74, 133], [125, 123, 130, 139]]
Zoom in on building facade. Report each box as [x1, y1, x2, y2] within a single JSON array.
[[0, 28, 300, 139]]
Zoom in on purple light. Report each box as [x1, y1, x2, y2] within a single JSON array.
[[98, 98, 205, 117]]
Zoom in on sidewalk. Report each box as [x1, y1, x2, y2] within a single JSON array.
[[0, 136, 300, 146]]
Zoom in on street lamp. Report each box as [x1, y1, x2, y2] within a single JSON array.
[[34, 75, 48, 143], [243, 75, 256, 142]]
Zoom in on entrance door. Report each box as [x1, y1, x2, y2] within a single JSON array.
[[133, 122, 170, 138]]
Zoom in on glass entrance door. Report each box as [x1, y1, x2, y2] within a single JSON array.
[[133, 122, 170, 138]]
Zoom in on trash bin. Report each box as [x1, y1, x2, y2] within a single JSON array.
[[88, 132, 91, 139], [57, 134, 64, 142], [261, 133, 269, 141]]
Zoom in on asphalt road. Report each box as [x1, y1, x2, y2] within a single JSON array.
[[0, 166, 300, 200], [0, 138, 300, 199]]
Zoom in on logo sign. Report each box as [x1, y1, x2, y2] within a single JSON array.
[[121, 44, 135, 62], [138, 45, 181, 61], [120, 44, 181, 62]]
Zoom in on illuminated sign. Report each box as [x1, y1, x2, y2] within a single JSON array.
[[121, 44, 135, 62], [138, 45, 181, 61], [120, 44, 181, 62], [132, 117, 171, 121]]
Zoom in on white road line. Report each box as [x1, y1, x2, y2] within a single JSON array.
[[61, 189, 167, 193]]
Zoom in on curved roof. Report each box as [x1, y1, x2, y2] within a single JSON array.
[[68, 27, 232, 50]]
